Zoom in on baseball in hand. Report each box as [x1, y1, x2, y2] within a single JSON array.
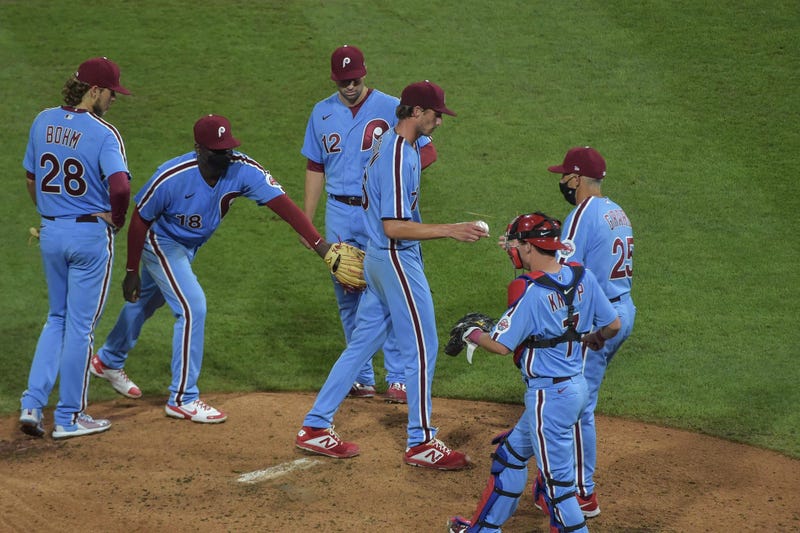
[[475, 220, 489, 234]]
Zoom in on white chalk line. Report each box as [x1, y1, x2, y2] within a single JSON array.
[[236, 458, 322, 484]]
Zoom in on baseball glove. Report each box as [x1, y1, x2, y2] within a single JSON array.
[[445, 312, 496, 362], [324, 242, 366, 292]]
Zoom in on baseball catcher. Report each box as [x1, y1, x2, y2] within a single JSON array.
[[445, 312, 496, 363], [324, 242, 366, 292]]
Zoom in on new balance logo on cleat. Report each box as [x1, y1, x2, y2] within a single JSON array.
[[422, 449, 445, 463], [403, 438, 471, 471], [295, 426, 360, 458]]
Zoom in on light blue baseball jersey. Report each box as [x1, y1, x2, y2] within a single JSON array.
[[24, 106, 129, 217], [558, 195, 636, 499], [558, 196, 633, 299], [362, 129, 422, 250], [135, 151, 285, 249], [301, 89, 429, 196], [491, 265, 618, 379]]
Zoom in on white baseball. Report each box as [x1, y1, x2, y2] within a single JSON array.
[[476, 220, 489, 233]]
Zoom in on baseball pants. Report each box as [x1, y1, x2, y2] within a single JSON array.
[[21, 217, 114, 427], [98, 233, 206, 406]]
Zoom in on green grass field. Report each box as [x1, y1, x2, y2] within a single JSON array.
[[2, 1, 798, 458]]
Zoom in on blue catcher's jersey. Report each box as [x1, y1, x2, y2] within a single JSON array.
[[362, 129, 422, 251], [558, 196, 634, 300], [491, 264, 617, 379], [24, 106, 130, 217], [135, 151, 285, 249], [301, 89, 429, 196]]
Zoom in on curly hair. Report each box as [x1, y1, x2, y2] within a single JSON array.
[[62, 76, 91, 106], [395, 104, 415, 120]]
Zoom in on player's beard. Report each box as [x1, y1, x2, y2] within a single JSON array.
[[340, 85, 365, 106], [208, 153, 231, 173], [91, 101, 106, 117]]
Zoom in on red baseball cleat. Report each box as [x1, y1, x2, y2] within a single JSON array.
[[347, 382, 376, 398], [404, 438, 471, 470], [578, 492, 601, 517], [295, 426, 360, 458], [384, 382, 407, 403]]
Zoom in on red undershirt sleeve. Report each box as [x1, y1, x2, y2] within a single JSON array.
[[306, 159, 325, 173], [265, 194, 322, 247], [108, 171, 131, 228], [420, 143, 437, 170], [126, 208, 153, 272]]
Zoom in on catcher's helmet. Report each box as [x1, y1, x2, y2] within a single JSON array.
[[505, 212, 569, 268]]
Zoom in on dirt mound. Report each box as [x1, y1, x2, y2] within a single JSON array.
[[1, 392, 798, 532]]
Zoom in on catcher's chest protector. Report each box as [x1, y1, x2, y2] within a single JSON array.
[[513, 264, 586, 366]]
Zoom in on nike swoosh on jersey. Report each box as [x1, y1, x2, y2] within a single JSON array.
[[322, 114, 332, 120], [185, 193, 195, 199]]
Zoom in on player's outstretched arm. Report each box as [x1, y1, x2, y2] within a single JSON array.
[[265, 194, 326, 257], [383, 219, 489, 242], [465, 328, 511, 355], [299, 168, 326, 249]]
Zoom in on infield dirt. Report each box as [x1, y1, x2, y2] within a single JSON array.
[[1, 392, 798, 532]]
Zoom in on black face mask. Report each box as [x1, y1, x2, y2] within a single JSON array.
[[207, 151, 231, 172], [559, 180, 577, 205]]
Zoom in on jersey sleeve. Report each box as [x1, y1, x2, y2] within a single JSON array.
[[236, 156, 286, 205], [98, 128, 130, 180], [492, 302, 534, 353], [300, 104, 324, 164], [23, 116, 38, 174], [378, 137, 417, 220]]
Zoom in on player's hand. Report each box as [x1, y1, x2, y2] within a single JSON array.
[[123, 271, 141, 303], [497, 234, 508, 250], [582, 330, 606, 351], [93, 211, 122, 233], [450, 221, 489, 242]]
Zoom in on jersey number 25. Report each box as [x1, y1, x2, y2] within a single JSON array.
[[610, 236, 634, 279]]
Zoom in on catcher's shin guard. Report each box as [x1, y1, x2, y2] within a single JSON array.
[[541, 474, 587, 533], [467, 430, 531, 531]]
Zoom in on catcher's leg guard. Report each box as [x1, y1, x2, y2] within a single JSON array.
[[542, 474, 587, 533], [467, 430, 531, 531]]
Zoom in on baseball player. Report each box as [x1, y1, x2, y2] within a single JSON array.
[[19, 57, 132, 439], [296, 81, 486, 469], [300, 45, 437, 403], [448, 212, 621, 533], [91, 114, 336, 423], [531, 146, 636, 517]]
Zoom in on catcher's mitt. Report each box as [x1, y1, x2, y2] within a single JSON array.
[[444, 312, 496, 361], [324, 242, 366, 292]]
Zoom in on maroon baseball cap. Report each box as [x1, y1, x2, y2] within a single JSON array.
[[193, 114, 241, 150], [548, 146, 606, 179], [400, 80, 456, 116], [330, 45, 367, 81], [76, 57, 131, 95]]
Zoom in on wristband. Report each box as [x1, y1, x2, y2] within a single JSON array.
[[467, 328, 483, 344]]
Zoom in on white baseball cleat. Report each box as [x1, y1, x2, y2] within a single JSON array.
[[165, 399, 227, 423], [20, 407, 45, 437], [52, 412, 111, 440], [90, 354, 142, 399]]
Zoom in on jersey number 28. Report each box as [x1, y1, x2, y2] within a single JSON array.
[[39, 152, 87, 197]]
